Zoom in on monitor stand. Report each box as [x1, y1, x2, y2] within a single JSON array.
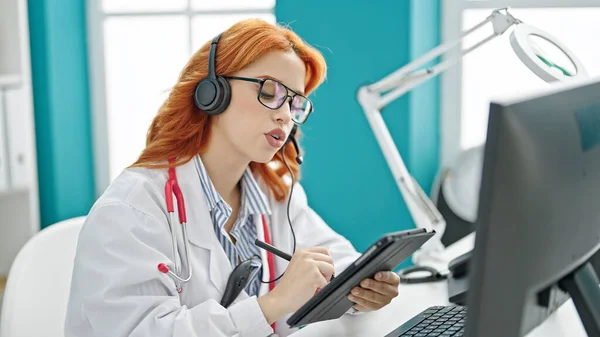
[[558, 262, 600, 336]]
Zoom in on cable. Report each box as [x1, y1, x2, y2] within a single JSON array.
[[259, 144, 297, 284]]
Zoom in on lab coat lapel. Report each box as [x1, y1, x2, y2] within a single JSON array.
[[175, 157, 231, 295], [255, 213, 271, 297]]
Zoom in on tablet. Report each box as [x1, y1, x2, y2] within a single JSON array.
[[286, 228, 436, 328]]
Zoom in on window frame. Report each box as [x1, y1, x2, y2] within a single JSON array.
[[86, 0, 274, 196], [440, 0, 600, 168]]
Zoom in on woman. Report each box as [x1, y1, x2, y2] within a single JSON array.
[[65, 19, 400, 337]]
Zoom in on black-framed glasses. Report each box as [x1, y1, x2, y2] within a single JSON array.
[[223, 76, 314, 125]]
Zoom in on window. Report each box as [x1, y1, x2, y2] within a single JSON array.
[[440, 1, 600, 167], [88, 0, 275, 194]]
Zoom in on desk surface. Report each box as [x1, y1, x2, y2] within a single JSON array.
[[290, 281, 587, 337]]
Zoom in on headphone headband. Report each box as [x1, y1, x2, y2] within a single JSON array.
[[207, 34, 221, 80]]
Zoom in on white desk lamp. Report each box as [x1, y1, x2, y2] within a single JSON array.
[[357, 7, 587, 271]]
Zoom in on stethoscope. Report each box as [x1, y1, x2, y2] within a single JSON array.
[[156, 158, 279, 295], [156, 158, 194, 293], [157, 125, 303, 299]]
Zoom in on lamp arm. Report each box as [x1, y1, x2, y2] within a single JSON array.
[[357, 8, 522, 268], [370, 7, 521, 105], [368, 14, 494, 94]]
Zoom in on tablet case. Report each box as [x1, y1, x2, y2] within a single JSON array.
[[286, 228, 435, 328]]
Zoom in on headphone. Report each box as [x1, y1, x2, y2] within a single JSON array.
[[194, 33, 303, 163], [194, 33, 232, 116]]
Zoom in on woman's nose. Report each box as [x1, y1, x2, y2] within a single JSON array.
[[274, 98, 293, 123]]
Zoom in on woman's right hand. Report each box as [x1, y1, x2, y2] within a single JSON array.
[[257, 247, 335, 323]]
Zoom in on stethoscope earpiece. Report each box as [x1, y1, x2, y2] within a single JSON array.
[[157, 263, 169, 274]]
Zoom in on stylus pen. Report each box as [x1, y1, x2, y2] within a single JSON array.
[[255, 239, 293, 261], [254, 239, 335, 281]]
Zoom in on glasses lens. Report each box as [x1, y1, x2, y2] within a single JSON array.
[[258, 78, 313, 124], [259, 79, 287, 109], [291, 95, 312, 124]]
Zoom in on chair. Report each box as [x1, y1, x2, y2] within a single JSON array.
[[0, 216, 85, 337]]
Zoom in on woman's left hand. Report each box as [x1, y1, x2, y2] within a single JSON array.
[[348, 271, 400, 312]]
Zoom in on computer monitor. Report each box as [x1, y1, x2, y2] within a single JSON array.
[[465, 76, 600, 337]]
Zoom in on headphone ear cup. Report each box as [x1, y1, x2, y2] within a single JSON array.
[[193, 76, 231, 115], [212, 76, 231, 115], [194, 78, 219, 114]]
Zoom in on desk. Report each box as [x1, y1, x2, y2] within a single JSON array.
[[290, 281, 587, 337]]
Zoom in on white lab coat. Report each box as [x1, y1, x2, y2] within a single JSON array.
[[65, 158, 362, 337]]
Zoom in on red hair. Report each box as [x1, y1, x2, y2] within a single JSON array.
[[130, 19, 327, 202]]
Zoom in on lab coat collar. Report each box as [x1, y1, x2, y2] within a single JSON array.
[[174, 158, 230, 293], [174, 157, 271, 297]]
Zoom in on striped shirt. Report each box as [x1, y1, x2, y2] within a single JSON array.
[[193, 155, 271, 297]]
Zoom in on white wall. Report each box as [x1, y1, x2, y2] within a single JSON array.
[[0, 0, 41, 279], [441, 0, 600, 168]]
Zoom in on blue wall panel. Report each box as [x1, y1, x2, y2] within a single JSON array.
[[276, 0, 440, 263], [28, 0, 96, 228]]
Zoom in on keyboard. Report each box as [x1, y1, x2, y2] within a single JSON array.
[[384, 305, 467, 337]]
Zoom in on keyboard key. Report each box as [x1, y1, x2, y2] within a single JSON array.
[[389, 306, 466, 337]]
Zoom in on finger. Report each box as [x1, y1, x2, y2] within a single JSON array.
[[348, 294, 381, 311], [360, 278, 399, 297], [307, 251, 334, 265], [375, 271, 400, 285], [351, 287, 391, 305], [351, 303, 371, 312], [305, 246, 331, 255], [314, 261, 335, 280]]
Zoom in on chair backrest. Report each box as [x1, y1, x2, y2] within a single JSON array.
[[0, 217, 85, 337]]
